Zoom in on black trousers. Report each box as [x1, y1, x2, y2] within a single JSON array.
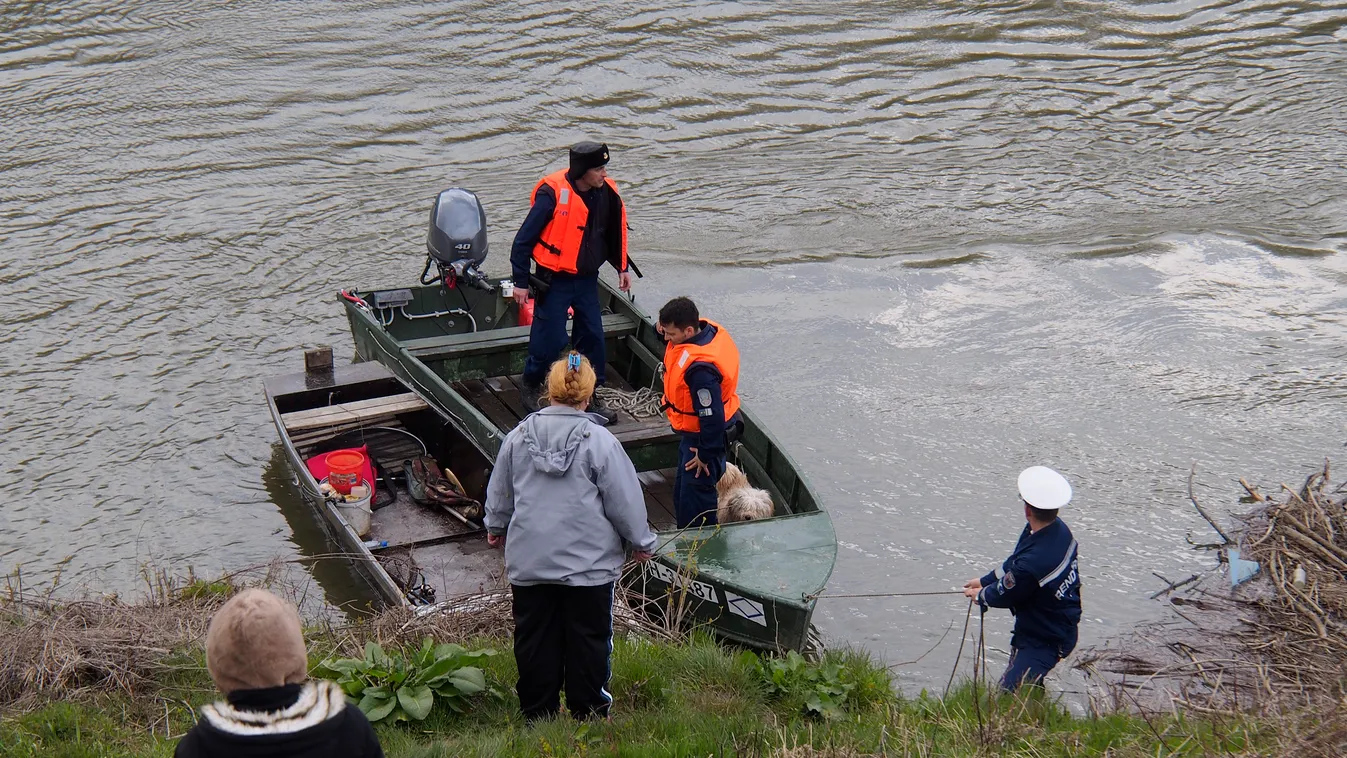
[[511, 582, 614, 720]]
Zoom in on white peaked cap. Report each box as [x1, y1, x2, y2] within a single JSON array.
[[1017, 466, 1072, 510]]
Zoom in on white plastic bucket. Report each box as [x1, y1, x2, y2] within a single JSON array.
[[324, 477, 373, 538]]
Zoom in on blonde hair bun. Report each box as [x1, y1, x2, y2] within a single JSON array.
[[545, 351, 596, 407]]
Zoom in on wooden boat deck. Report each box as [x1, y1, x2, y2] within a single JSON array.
[[450, 365, 676, 450], [450, 365, 680, 530]]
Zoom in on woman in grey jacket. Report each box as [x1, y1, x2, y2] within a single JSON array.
[[485, 351, 657, 722]]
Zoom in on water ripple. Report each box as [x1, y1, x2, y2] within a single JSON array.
[[0, 0, 1343, 688]]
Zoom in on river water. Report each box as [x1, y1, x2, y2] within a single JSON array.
[[3, 0, 1345, 692]]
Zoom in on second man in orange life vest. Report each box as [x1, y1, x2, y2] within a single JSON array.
[[510, 141, 632, 425], [657, 297, 743, 529]]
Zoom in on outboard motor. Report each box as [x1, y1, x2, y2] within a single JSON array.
[[423, 187, 493, 291]]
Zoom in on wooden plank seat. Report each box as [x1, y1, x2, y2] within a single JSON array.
[[280, 392, 429, 432], [404, 313, 640, 360]]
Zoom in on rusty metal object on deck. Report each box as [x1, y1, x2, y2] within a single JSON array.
[[405, 455, 483, 520]]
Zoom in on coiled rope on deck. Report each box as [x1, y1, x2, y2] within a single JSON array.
[[594, 386, 664, 418]]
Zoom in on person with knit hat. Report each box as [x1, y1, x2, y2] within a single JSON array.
[[173, 588, 384, 758], [509, 141, 634, 425], [961, 466, 1083, 691]]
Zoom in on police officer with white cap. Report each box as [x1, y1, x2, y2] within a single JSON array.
[[962, 466, 1082, 691]]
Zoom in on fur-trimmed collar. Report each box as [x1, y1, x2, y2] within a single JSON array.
[[202, 680, 346, 736]]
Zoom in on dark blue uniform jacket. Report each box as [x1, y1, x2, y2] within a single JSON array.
[[977, 518, 1082, 655]]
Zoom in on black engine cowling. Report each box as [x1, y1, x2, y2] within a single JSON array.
[[425, 188, 491, 290]]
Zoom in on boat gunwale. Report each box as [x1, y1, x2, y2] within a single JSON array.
[[339, 280, 839, 644], [264, 362, 492, 610]]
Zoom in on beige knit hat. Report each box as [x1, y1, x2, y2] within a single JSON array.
[[205, 588, 309, 694]]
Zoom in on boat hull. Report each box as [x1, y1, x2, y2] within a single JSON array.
[[340, 280, 836, 651]]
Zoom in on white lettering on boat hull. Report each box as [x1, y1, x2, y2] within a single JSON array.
[[644, 560, 718, 604]]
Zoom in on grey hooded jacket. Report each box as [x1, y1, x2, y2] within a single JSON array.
[[485, 405, 657, 586]]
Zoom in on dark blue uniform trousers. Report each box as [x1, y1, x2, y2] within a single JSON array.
[[674, 433, 724, 529], [522, 273, 607, 386], [1000, 638, 1072, 691]]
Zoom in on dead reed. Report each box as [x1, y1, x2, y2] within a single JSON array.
[[0, 564, 245, 707], [0, 556, 696, 710]]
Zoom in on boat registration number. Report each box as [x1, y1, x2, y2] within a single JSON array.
[[644, 561, 718, 604]]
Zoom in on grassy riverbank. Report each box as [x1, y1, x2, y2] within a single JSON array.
[[0, 588, 1287, 758]]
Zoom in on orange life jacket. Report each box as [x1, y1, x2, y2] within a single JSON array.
[[662, 320, 741, 434], [531, 170, 628, 274]]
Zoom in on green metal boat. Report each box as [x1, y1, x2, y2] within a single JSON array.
[[324, 184, 835, 650], [338, 279, 836, 651]]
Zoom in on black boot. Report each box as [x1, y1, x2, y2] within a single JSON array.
[[587, 391, 618, 427], [520, 376, 544, 412]]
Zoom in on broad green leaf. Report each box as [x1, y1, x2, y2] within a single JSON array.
[[419, 655, 468, 684], [439, 695, 466, 713], [397, 684, 435, 721], [321, 658, 365, 675], [445, 667, 486, 694], [364, 641, 382, 665], [433, 643, 467, 659], [360, 693, 397, 723]]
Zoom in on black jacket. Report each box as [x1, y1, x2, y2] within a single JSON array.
[[174, 681, 384, 758]]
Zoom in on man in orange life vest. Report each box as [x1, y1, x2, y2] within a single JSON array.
[[511, 141, 632, 425], [657, 297, 742, 529]]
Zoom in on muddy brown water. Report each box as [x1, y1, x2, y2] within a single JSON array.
[[2, 0, 1345, 693]]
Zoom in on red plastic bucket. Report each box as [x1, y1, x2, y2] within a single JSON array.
[[324, 450, 367, 495]]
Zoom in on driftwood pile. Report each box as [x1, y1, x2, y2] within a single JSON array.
[[1231, 461, 1347, 704], [1077, 461, 1347, 733]]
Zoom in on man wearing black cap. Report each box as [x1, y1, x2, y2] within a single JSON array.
[[511, 141, 632, 425]]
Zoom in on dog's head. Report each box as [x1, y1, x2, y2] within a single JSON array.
[[724, 492, 774, 522], [717, 462, 750, 496]]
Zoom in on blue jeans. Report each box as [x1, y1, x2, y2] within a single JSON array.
[[674, 433, 724, 529], [522, 273, 606, 386], [999, 645, 1061, 691]]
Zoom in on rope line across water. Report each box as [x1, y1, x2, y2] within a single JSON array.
[[808, 590, 966, 600]]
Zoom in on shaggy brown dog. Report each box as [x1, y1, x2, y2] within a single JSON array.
[[716, 463, 774, 524]]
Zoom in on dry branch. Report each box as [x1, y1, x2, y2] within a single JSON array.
[[1078, 460, 1347, 724]]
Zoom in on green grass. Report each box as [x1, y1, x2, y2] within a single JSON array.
[[0, 632, 1282, 758]]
